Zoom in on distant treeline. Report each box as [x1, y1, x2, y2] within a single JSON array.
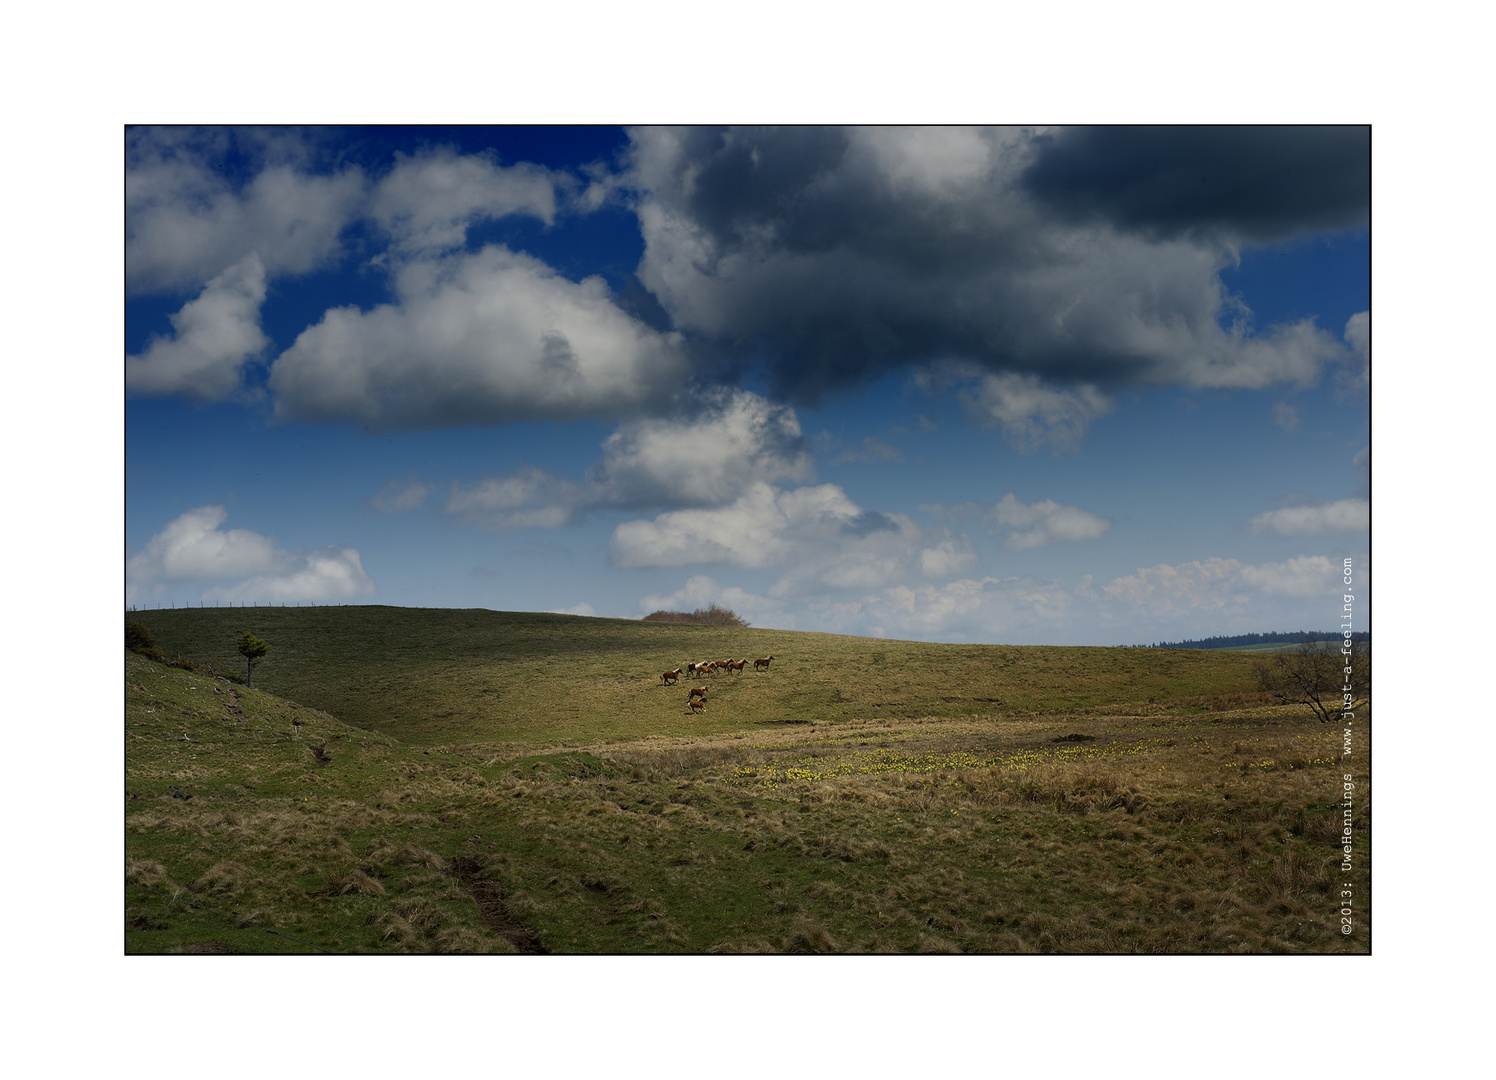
[[641, 604, 750, 627], [1149, 631, 1371, 650]]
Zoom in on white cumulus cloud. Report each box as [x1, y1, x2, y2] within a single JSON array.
[[788, 575, 1081, 641], [371, 473, 433, 514], [610, 481, 821, 569], [609, 481, 978, 594], [1101, 557, 1247, 612], [204, 548, 375, 604], [1272, 401, 1301, 432], [802, 553, 1356, 641], [1101, 554, 1343, 613], [127, 128, 365, 296], [587, 389, 815, 507], [1342, 310, 1370, 389], [428, 390, 815, 530], [126, 505, 375, 604], [1234, 555, 1343, 597], [1250, 499, 1369, 536], [269, 245, 690, 430], [370, 147, 563, 255], [637, 574, 769, 620], [631, 547, 1368, 644], [444, 468, 587, 531], [990, 493, 1112, 549], [125, 253, 269, 401], [958, 372, 1113, 453], [128, 505, 283, 583]]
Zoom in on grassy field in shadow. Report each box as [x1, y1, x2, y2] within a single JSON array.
[[125, 607, 1369, 954]]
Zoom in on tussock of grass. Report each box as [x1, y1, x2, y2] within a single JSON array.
[[126, 858, 172, 888], [787, 919, 838, 953], [193, 860, 254, 895], [433, 926, 512, 954], [367, 842, 446, 871], [322, 870, 386, 897]]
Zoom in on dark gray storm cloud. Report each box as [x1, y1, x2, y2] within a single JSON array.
[[1019, 126, 1370, 242], [628, 126, 1365, 413], [657, 126, 854, 257]]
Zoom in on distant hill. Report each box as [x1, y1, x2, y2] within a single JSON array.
[[1148, 631, 1370, 651]]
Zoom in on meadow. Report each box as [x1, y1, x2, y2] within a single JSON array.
[[125, 606, 1370, 954]]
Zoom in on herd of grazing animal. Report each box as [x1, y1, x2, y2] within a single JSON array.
[[657, 654, 777, 716]]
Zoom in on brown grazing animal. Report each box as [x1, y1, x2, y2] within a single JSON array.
[[689, 685, 709, 700], [688, 697, 706, 714], [754, 655, 775, 671], [727, 659, 747, 674], [660, 668, 682, 685]]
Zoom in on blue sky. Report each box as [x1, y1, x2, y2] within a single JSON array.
[[125, 126, 1369, 644]]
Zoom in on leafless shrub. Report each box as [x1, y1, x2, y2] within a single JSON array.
[[1253, 637, 1369, 723], [641, 604, 750, 627]]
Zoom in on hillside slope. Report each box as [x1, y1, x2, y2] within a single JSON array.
[[132, 606, 1266, 747], [125, 652, 513, 953]]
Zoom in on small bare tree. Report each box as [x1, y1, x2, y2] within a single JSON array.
[[1254, 636, 1369, 723]]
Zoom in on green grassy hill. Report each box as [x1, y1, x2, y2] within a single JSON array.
[[125, 607, 1370, 955], [132, 606, 1265, 747]]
